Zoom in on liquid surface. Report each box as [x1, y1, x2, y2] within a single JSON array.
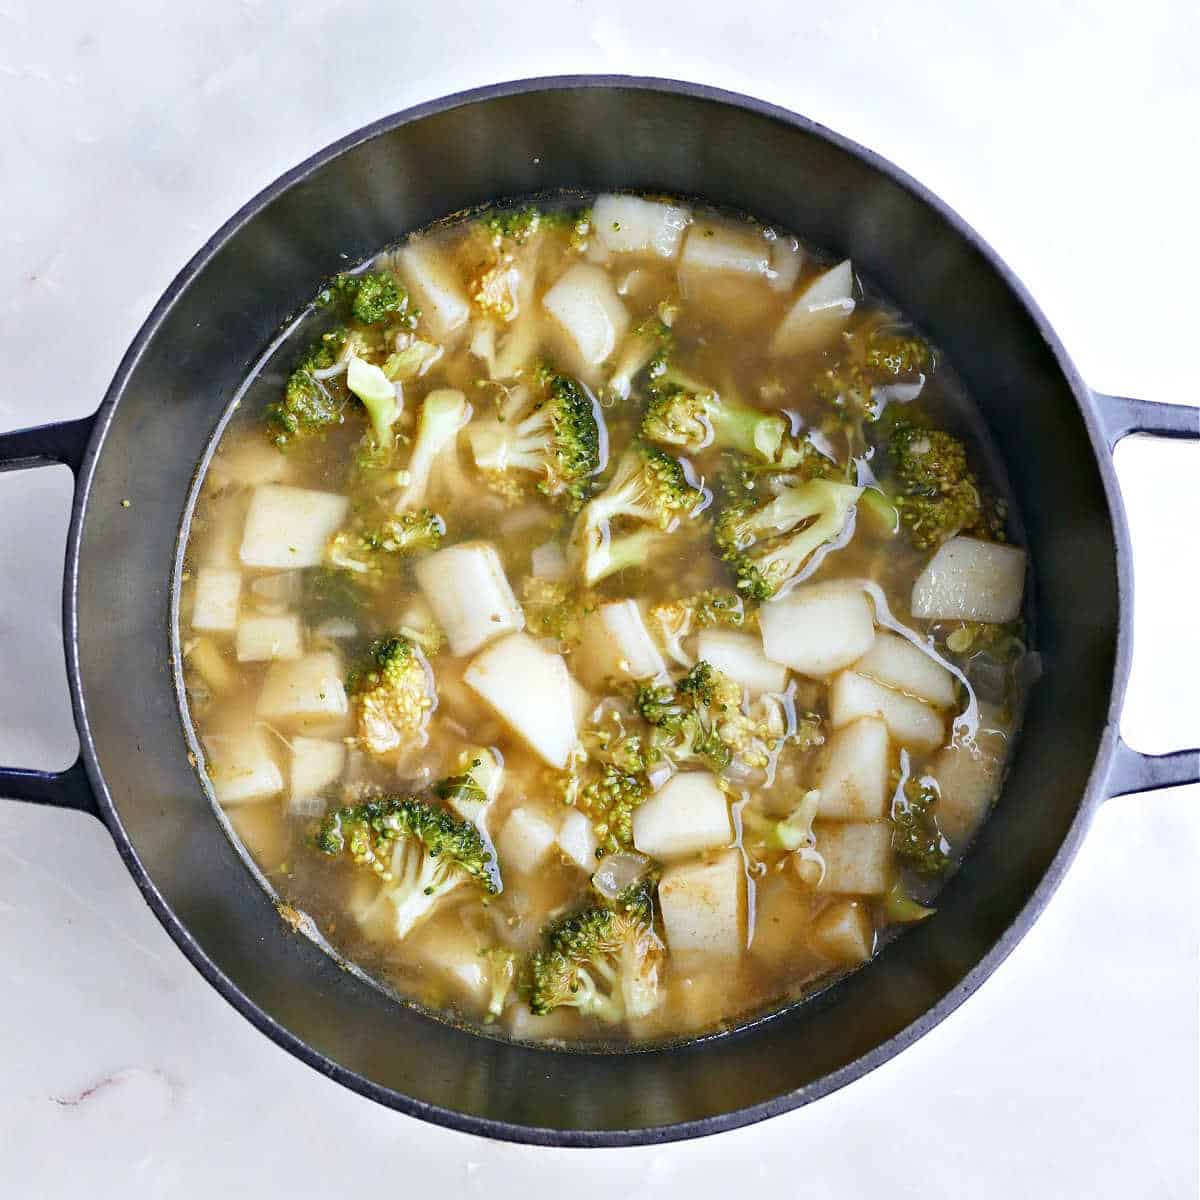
[[180, 194, 1032, 1044]]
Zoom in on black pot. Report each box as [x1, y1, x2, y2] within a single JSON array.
[[2, 77, 1196, 1146]]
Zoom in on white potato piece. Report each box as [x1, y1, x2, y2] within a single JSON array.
[[191, 567, 242, 633], [186, 637, 235, 693], [530, 540, 568, 581], [542, 262, 630, 367], [288, 736, 345, 817], [497, 807, 560, 876], [209, 438, 292, 488], [759, 582, 876, 677], [395, 242, 469, 340], [464, 633, 579, 768], [679, 221, 770, 279], [204, 731, 284, 807], [236, 614, 303, 662], [404, 921, 496, 1011], [818, 717, 891, 821], [930, 720, 1009, 846], [695, 629, 787, 696], [256, 651, 349, 730], [829, 671, 945, 753], [911, 536, 1027, 623], [769, 259, 856, 356], [239, 485, 349, 570], [767, 233, 803, 293], [575, 600, 667, 689], [659, 850, 745, 958], [414, 542, 524, 657], [557, 809, 599, 871], [632, 773, 731, 861], [592, 194, 690, 258], [814, 821, 892, 895], [853, 630, 957, 707], [811, 899, 874, 964]]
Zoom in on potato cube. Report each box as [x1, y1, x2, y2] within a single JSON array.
[[288, 736, 345, 818], [818, 717, 891, 821], [632, 772, 732, 861], [236, 614, 303, 662], [464, 633, 579, 768], [208, 438, 292, 488], [811, 899, 875, 965], [830, 671, 945, 753], [592, 194, 690, 259], [256, 651, 349, 731], [204, 731, 284, 807], [659, 850, 745, 958], [556, 809, 598, 871], [930, 718, 1009, 846], [759, 582, 876, 677], [769, 260, 856, 356], [497, 807, 560, 876], [403, 920, 497, 1011], [814, 822, 893, 895], [542, 263, 630, 367], [575, 600, 666, 689], [679, 221, 770, 279], [748, 873, 821, 971], [695, 629, 787, 695], [191, 567, 242, 633], [239, 485, 349, 570], [853, 630, 957, 708], [912, 536, 1027, 623], [395, 242, 469, 340], [415, 541, 524, 657]]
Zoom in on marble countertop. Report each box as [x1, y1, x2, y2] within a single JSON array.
[[1, 2, 1196, 1194]]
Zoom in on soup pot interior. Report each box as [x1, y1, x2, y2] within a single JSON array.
[[72, 79, 1120, 1142]]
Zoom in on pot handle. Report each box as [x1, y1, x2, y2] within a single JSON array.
[[1092, 392, 1200, 798], [0, 414, 102, 818]]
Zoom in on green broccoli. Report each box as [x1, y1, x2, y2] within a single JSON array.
[[392, 387, 470, 513], [606, 316, 673, 401], [347, 356, 401, 449], [320, 270, 414, 327], [527, 881, 663, 1021], [647, 587, 749, 666], [315, 793, 496, 939], [326, 509, 445, 575], [863, 328, 935, 379], [265, 328, 349, 448], [883, 879, 936, 923], [891, 776, 952, 877], [521, 577, 594, 646], [713, 476, 863, 600], [740, 789, 820, 853], [570, 443, 704, 585], [465, 365, 601, 509], [347, 636, 435, 759]]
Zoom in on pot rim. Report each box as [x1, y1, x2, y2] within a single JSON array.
[[61, 74, 1133, 1147]]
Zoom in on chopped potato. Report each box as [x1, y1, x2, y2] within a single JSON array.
[[813, 822, 892, 895], [695, 629, 787, 695], [931, 716, 1010, 846], [811, 899, 874, 965], [395, 241, 470, 340], [853, 630, 957, 707], [592, 194, 690, 258], [912, 536, 1027, 623], [204, 731, 284, 807], [632, 773, 732, 861], [256, 651, 349, 731], [288, 736, 345, 817], [236, 614, 303, 662], [679, 221, 769, 279], [575, 600, 667, 690], [829, 671, 945, 753], [497, 807, 560, 876], [542, 262, 630, 367], [239, 485, 349, 570], [464, 633, 579, 768], [769, 259, 855, 356], [191, 567, 242, 633], [415, 542, 524, 657], [556, 809, 598, 871], [659, 851, 745, 958], [760, 582, 876, 677], [818, 717, 891, 821]]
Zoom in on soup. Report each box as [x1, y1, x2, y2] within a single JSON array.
[[180, 194, 1032, 1043]]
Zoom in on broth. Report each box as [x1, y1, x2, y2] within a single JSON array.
[[180, 194, 1032, 1044]]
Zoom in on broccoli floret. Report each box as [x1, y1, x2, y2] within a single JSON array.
[[466, 365, 601, 509], [883, 879, 936, 923], [320, 270, 414, 327], [347, 636, 435, 759], [885, 420, 1001, 551], [316, 793, 496, 939], [939, 619, 1025, 660], [265, 328, 350, 448], [527, 881, 662, 1021], [863, 329, 935, 379], [641, 379, 794, 464], [326, 509, 445, 575], [521, 577, 594, 646], [301, 566, 365, 625], [383, 338, 443, 382], [740, 789, 820, 853], [482, 947, 518, 1020], [391, 387, 470, 513], [713, 476, 863, 600], [891, 776, 952, 877], [346, 356, 401, 449], [570, 443, 703, 585], [606, 317, 673, 401], [647, 588, 749, 666], [482, 205, 545, 244]]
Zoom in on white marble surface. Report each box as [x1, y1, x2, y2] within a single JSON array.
[[1, 1, 1197, 1194]]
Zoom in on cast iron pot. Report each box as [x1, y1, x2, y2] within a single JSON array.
[[1, 77, 1197, 1146]]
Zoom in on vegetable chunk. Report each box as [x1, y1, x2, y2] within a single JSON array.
[[769, 260, 855, 356], [912, 536, 1027, 623], [658, 850, 745, 958], [498, 807, 560, 876], [575, 600, 667, 689], [759, 583, 876, 677], [853, 630, 957, 707], [813, 822, 892, 894], [256, 651, 349, 730], [414, 542, 524, 657], [811, 899, 874, 964], [695, 629, 787, 696], [632, 772, 732, 861], [829, 671, 945, 753], [464, 633, 580, 768], [288, 736, 345, 817], [235, 613, 303, 662], [930, 715, 1009, 846], [395, 241, 470, 340], [542, 263, 631, 367], [239, 485, 349, 570], [593, 194, 690, 258], [204, 731, 284, 807], [817, 717, 891, 821], [191, 567, 242, 633]]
